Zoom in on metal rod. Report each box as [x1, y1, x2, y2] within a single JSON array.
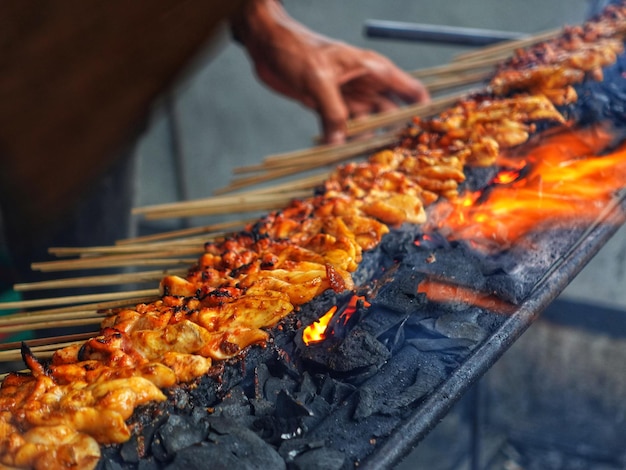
[[364, 20, 528, 46]]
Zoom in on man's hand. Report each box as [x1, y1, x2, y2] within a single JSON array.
[[232, 0, 430, 144]]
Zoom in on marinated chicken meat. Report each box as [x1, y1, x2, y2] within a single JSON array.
[[490, 4, 626, 103]]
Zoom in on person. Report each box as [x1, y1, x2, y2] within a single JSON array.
[[0, 0, 429, 293]]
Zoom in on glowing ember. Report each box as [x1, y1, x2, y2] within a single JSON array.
[[428, 125, 626, 250], [302, 306, 337, 345], [492, 168, 522, 185], [414, 233, 434, 247], [417, 279, 517, 315]]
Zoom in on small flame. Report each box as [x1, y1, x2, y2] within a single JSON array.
[[339, 295, 371, 325], [302, 295, 371, 346], [302, 306, 336, 345], [428, 125, 626, 249]]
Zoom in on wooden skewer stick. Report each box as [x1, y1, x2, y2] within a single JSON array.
[[245, 132, 397, 173], [0, 308, 110, 327], [0, 288, 160, 311], [265, 134, 397, 170], [132, 173, 330, 223], [223, 173, 327, 193], [0, 332, 94, 352], [142, 197, 310, 220], [344, 91, 475, 138], [48, 238, 214, 257], [410, 56, 502, 79], [214, 134, 397, 196], [116, 219, 252, 246], [213, 167, 328, 197], [139, 189, 314, 220], [453, 27, 562, 62], [0, 317, 102, 335], [31, 253, 198, 272], [1, 295, 162, 320], [134, 189, 311, 216], [422, 70, 492, 94], [13, 269, 182, 292]]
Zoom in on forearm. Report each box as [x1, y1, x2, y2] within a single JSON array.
[[231, 0, 298, 48]]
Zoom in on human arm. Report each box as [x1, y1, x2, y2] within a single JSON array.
[[231, 0, 430, 144]]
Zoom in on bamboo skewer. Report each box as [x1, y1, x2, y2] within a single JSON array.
[[0, 309, 109, 327], [212, 169, 325, 197], [137, 189, 314, 220], [13, 269, 186, 292], [263, 133, 397, 169], [117, 219, 252, 246], [345, 90, 475, 138], [0, 288, 159, 311], [239, 132, 397, 172], [0, 318, 102, 335], [422, 70, 492, 93], [220, 165, 319, 190], [134, 189, 312, 216], [1, 307, 112, 325], [127, 173, 330, 222], [453, 27, 562, 62], [410, 56, 502, 79], [48, 237, 219, 257], [6, 295, 162, 318], [31, 252, 199, 272], [0, 332, 94, 352], [212, 133, 398, 196]]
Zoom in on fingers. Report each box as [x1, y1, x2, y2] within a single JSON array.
[[384, 66, 430, 104], [306, 71, 349, 144], [347, 94, 397, 122], [357, 50, 430, 104]]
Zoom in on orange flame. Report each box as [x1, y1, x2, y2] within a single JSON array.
[[302, 306, 337, 345], [302, 295, 371, 346], [492, 168, 522, 185], [339, 295, 371, 324], [429, 126, 626, 249]]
